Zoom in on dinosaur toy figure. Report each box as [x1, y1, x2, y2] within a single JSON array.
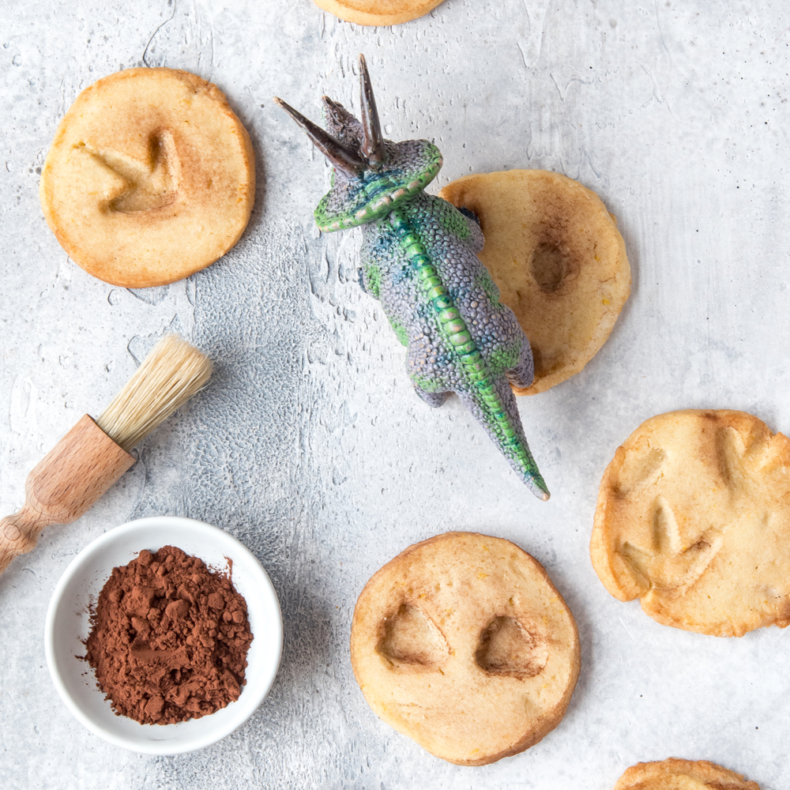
[[275, 56, 549, 500]]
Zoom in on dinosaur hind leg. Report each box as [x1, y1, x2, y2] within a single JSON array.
[[414, 385, 450, 408], [506, 340, 535, 390]]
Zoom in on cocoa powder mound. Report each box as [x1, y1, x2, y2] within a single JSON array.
[[85, 545, 254, 725]]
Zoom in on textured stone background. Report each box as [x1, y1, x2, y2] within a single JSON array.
[[2, 1, 789, 788]]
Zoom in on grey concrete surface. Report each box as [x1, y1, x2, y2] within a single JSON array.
[[1, 1, 789, 788]]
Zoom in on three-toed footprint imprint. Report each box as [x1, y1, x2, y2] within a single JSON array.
[[77, 131, 180, 214], [620, 495, 723, 598]]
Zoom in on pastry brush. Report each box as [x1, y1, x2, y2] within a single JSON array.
[[0, 334, 212, 576]]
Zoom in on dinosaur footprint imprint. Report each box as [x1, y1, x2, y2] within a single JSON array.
[[652, 495, 683, 553], [377, 604, 449, 670], [76, 129, 180, 213], [615, 444, 667, 497], [530, 241, 572, 294], [621, 496, 722, 596], [716, 426, 748, 493], [475, 616, 548, 679]]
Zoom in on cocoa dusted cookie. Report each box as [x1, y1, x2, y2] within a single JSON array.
[[350, 532, 580, 765], [40, 68, 255, 288], [591, 409, 790, 636], [439, 170, 630, 395], [614, 758, 761, 789], [312, 0, 444, 26]]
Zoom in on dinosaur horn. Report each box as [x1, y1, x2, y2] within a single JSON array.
[[358, 55, 384, 165], [274, 97, 365, 176]]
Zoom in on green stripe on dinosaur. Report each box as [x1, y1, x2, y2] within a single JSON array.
[[388, 206, 540, 481]]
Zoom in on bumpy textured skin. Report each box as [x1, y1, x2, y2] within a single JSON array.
[[358, 195, 547, 498], [279, 69, 548, 498]]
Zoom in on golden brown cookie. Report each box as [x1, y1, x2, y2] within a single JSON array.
[[439, 170, 630, 395], [614, 758, 761, 789], [313, 0, 444, 26], [350, 532, 580, 765], [591, 409, 790, 636], [40, 68, 255, 288]]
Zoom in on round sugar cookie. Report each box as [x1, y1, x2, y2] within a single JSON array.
[[350, 532, 580, 765], [439, 170, 630, 395], [40, 68, 255, 288], [591, 409, 790, 637], [313, 0, 444, 26], [614, 758, 761, 790]]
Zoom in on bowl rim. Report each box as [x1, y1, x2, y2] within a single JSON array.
[[44, 515, 283, 755]]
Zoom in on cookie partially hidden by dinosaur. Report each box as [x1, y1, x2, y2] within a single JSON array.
[[40, 68, 255, 288], [439, 170, 630, 395], [614, 758, 761, 789], [591, 409, 790, 636], [312, 0, 444, 26], [350, 532, 580, 765]]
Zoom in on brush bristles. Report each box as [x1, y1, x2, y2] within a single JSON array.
[[96, 335, 212, 453]]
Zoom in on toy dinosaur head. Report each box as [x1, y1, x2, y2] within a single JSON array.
[[275, 55, 443, 233]]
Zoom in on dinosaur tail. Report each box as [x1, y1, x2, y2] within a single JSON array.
[[459, 374, 550, 501], [387, 203, 547, 498]]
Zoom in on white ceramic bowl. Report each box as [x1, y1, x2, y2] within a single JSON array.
[[45, 516, 282, 755]]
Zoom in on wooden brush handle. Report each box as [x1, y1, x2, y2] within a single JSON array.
[[0, 415, 135, 576], [0, 506, 53, 575]]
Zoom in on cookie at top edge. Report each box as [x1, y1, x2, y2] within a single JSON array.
[[40, 67, 255, 288], [312, 0, 445, 26], [439, 169, 630, 395]]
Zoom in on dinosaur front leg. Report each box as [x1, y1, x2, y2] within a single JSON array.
[[457, 206, 485, 253], [359, 258, 382, 300], [506, 338, 536, 390]]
